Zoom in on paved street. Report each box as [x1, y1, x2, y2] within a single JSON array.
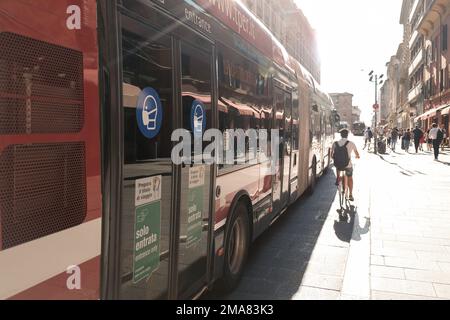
[[207, 136, 450, 300], [368, 141, 450, 300]]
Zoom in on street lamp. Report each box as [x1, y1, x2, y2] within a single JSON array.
[[369, 71, 384, 155]]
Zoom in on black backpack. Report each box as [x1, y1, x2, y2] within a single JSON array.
[[333, 141, 350, 171], [437, 129, 444, 142]]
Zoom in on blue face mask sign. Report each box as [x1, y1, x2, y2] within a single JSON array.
[[191, 100, 206, 139], [136, 87, 163, 139]]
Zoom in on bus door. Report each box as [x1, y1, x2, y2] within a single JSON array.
[[118, 16, 175, 300], [290, 89, 300, 202], [175, 34, 215, 299], [282, 92, 293, 205], [272, 85, 292, 215], [116, 14, 215, 300]]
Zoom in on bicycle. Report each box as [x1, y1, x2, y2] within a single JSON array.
[[337, 169, 348, 213], [336, 160, 357, 216]]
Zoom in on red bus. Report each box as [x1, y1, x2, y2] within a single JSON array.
[[0, 0, 335, 299]]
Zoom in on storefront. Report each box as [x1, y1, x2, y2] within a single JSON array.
[[415, 105, 450, 145]]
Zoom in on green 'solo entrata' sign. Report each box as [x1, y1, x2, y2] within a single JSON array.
[[187, 166, 206, 248], [133, 176, 162, 283]]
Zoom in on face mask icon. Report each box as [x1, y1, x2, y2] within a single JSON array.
[[136, 87, 163, 139], [191, 100, 206, 138], [193, 104, 203, 134], [142, 95, 159, 130]]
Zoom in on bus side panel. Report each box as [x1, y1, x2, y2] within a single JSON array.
[[0, 0, 101, 299], [297, 79, 313, 196], [215, 167, 260, 226]]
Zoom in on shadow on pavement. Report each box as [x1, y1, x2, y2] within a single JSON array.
[[351, 213, 370, 242], [334, 204, 357, 243], [377, 154, 424, 176], [204, 169, 349, 300]]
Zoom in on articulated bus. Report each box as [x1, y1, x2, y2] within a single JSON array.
[[0, 0, 335, 299]]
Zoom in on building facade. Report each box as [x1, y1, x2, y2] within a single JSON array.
[[381, 1, 412, 130], [407, 0, 426, 129], [380, 76, 391, 124], [243, 0, 321, 83], [352, 106, 362, 124], [416, 0, 450, 135], [386, 0, 450, 136], [330, 93, 354, 127]]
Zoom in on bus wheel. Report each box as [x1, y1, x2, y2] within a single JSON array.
[[307, 160, 317, 196], [220, 201, 250, 292]]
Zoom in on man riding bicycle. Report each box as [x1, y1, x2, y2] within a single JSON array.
[[331, 129, 360, 202]]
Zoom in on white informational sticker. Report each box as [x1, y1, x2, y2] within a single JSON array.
[[189, 166, 206, 189], [135, 176, 162, 207]]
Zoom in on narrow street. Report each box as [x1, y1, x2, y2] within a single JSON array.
[[208, 136, 450, 300]]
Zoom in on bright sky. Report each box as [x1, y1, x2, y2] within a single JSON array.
[[295, 0, 404, 124]]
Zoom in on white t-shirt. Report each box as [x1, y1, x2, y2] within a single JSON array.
[[334, 139, 357, 169], [429, 128, 439, 140]]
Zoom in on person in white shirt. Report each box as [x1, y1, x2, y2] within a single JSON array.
[[331, 129, 360, 202], [429, 123, 443, 161], [363, 127, 373, 150]]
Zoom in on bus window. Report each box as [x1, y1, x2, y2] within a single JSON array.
[[292, 90, 300, 152], [122, 31, 173, 163], [217, 44, 269, 171], [181, 44, 212, 160]]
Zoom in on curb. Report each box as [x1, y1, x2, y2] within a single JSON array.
[[340, 157, 372, 300]]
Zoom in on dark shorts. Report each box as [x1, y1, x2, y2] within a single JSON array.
[[338, 167, 353, 177]]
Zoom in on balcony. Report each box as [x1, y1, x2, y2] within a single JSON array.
[[418, 0, 447, 35], [409, 48, 424, 76], [409, 30, 419, 48], [409, 0, 420, 23], [408, 82, 423, 102]]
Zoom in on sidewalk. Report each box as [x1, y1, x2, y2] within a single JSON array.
[[343, 144, 450, 300], [209, 137, 450, 300]]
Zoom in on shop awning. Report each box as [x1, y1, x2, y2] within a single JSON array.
[[441, 106, 450, 115], [221, 97, 259, 117], [182, 92, 229, 113], [416, 108, 438, 121]]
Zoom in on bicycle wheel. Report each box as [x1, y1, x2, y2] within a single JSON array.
[[338, 176, 345, 209]]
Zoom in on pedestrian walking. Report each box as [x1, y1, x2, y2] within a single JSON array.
[[429, 123, 444, 161], [404, 129, 412, 153], [412, 126, 424, 153], [400, 130, 405, 150], [427, 128, 433, 151], [440, 124, 447, 151], [363, 127, 373, 150], [419, 132, 425, 151], [391, 127, 399, 151]]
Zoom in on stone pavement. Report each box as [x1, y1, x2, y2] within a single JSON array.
[[366, 145, 450, 300], [206, 138, 450, 300], [204, 159, 354, 300]]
